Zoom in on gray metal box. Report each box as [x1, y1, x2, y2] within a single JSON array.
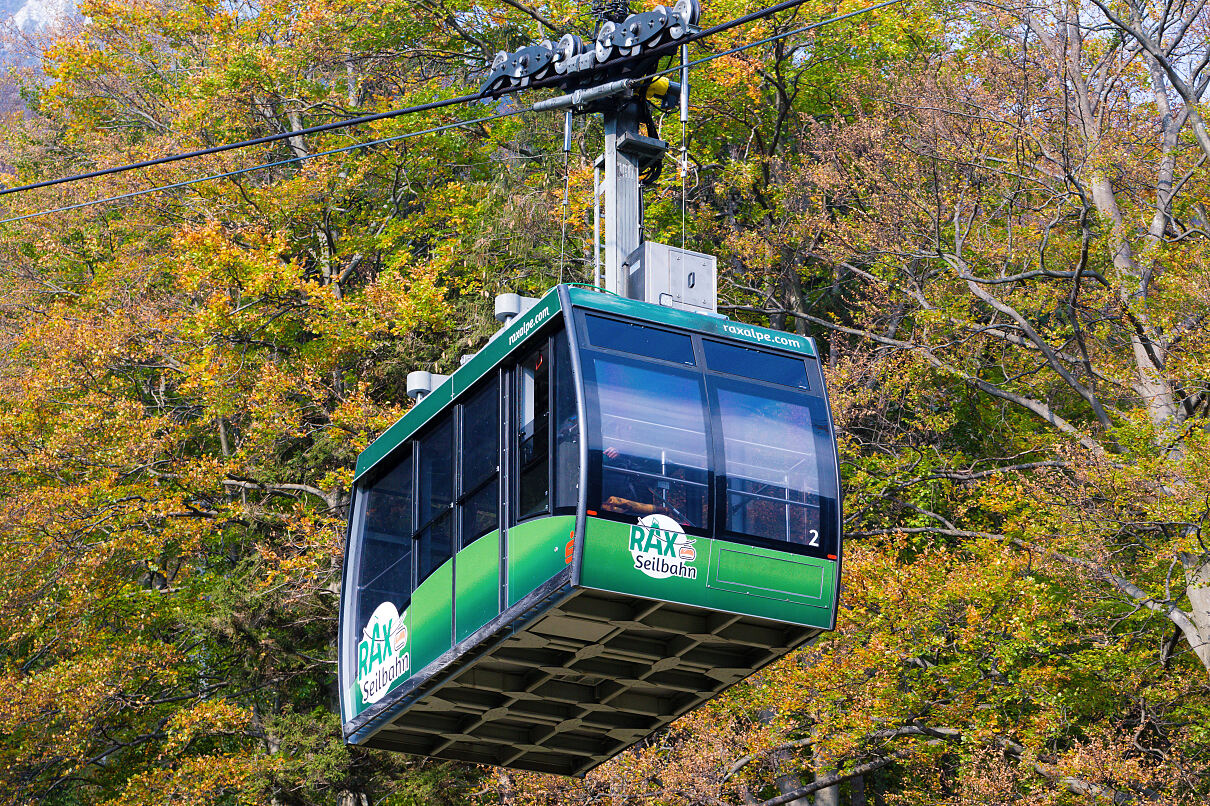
[[623, 242, 717, 313]]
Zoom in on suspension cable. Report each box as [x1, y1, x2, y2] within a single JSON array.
[[0, 0, 907, 202], [0, 107, 529, 226], [0, 92, 491, 199], [646, 0, 907, 82], [0, 0, 909, 224]]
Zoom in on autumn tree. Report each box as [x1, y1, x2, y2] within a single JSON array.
[[0, 1, 583, 802], [502, 1, 1210, 803], [0, 1, 1208, 805]]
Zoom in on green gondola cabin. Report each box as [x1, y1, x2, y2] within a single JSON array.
[[338, 284, 842, 775]]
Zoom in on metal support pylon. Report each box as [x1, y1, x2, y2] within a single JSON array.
[[602, 98, 643, 297]]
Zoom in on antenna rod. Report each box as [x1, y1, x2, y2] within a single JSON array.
[[593, 158, 603, 288], [680, 42, 689, 249], [558, 108, 573, 283], [680, 44, 690, 125]]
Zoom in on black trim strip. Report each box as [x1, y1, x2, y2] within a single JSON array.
[[336, 484, 361, 724], [560, 285, 590, 588], [809, 339, 844, 628]]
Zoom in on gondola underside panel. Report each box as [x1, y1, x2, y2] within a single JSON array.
[[361, 584, 818, 777]]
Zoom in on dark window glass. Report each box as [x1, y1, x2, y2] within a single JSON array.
[[714, 379, 833, 555], [704, 340, 810, 389], [457, 378, 499, 548], [357, 553, 409, 638], [416, 420, 453, 584], [518, 346, 549, 520], [461, 381, 498, 492], [461, 479, 499, 547], [416, 515, 452, 584], [418, 420, 453, 528], [553, 335, 579, 514], [362, 457, 413, 537], [584, 313, 695, 365], [587, 355, 709, 530], [354, 455, 413, 658]]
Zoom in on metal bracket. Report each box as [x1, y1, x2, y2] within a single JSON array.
[[617, 131, 667, 172]]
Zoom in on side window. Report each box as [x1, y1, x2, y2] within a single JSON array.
[[459, 378, 499, 547], [416, 419, 453, 585], [553, 335, 579, 514], [712, 378, 832, 556], [517, 345, 550, 520], [582, 313, 695, 365], [355, 453, 413, 650]]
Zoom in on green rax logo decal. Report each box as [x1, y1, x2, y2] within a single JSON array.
[[629, 514, 698, 580], [357, 601, 410, 705]]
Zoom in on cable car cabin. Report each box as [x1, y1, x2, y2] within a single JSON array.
[[338, 284, 842, 776]]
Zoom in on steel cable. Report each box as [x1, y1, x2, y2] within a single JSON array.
[[0, 0, 909, 225]]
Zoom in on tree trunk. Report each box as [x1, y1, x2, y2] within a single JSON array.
[[1087, 174, 1179, 432], [1178, 552, 1210, 671], [813, 767, 840, 806], [1142, 53, 1186, 252], [813, 724, 839, 806], [287, 108, 309, 160], [1031, 12, 1181, 434], [851, 775, 867, 806], [759, 709, 810, 805], [775, 769, 812, 806]]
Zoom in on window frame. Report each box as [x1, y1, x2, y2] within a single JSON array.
[[581, 311, 697, 366], [341, 444, 416, 722], [702, 337, 811, 390], [340, 315, 584, 726], [351, 451, 415, 583], [704, 372, 837, 559], [512, 338, 553, 524], [552, 333, 580, 516], [413, 416, 455, 588]]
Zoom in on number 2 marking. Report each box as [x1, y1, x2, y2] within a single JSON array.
[[808, 529, 820, 547]]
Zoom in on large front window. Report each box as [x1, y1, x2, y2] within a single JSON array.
[[586, 355, 710, 531], [579, 311, 837, 558], [351, 452, 413, 691]]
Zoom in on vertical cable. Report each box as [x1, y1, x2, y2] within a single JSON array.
[[680, 43, 689, 250], [558, 108, 573, 284], [593, 159, 602, 288]]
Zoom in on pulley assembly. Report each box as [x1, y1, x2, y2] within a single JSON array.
[[480, 0, 701, 94]]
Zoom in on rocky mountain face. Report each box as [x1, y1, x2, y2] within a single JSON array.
[[1, 0, 74, 111], [3, 0, 72, 33]]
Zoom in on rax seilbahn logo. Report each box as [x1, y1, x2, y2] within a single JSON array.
[[357, 601, 410, 705], [629, 514, 698, 580]]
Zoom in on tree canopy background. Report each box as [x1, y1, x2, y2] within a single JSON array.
[[0, 1, 1208, 804]]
